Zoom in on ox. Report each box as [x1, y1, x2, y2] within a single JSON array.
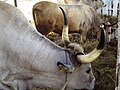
[[32, 1, 114, 43], [58, 0, 105, 10], [0, 1, 106, 90]]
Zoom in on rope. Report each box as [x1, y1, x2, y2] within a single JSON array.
[[60, 64, 80, 90], [65, 50, 68, 90]]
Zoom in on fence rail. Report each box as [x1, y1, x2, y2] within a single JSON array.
[[97, 0, 120, 17]]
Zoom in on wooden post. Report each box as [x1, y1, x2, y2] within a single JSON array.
[[113, 0, 118, 16], [116, 12, 120, 90], [14, 0, 17, 7]]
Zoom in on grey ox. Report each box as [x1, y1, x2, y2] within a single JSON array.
[[0, 1, 106, 90], [32, 1, 116, 43]]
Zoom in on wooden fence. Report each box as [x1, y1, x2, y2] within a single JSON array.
[[97, 0, 120, 17]]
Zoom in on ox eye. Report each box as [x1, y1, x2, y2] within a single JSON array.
[[86, 68, 91, 73]]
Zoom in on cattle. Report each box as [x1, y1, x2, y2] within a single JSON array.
[[0, 1, 106, 90], [38, 0, 104, 10], [110, 28, 118, 40], [58, 0, 105, 10], [106, 21, 118, 43], [32, 1, 115, 43], [96, 21, 118, 44]]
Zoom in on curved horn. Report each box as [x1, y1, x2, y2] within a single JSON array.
[[77, 24, 106, 63], [59, 7, 70, 44], [107, 20, 118, 27]]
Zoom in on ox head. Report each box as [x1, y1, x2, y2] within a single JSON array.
[[97, 21, 118, 44], [91, 0, 105, 10], [105, 21, 118, 44], [80, 0, 105, 10], [60, 6, 106, 89]]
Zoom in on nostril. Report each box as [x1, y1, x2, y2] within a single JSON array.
[[107, 42, 110, 45], [89, 76, 95, 82]]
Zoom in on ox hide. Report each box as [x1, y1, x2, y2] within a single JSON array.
[[0, 1, 95, 90]]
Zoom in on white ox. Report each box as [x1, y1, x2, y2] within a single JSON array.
[[39, 0, 105, 10], [0, 1, 106, 90], [57, 0, 104, 10], [32, 1, 113, 43]]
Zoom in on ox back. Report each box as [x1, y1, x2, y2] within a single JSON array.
[[57, 0, 104, 10]]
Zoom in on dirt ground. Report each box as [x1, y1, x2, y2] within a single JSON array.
[[32, 15, 118, 90]]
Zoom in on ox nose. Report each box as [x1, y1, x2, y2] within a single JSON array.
[[89, 76, 95, 83]]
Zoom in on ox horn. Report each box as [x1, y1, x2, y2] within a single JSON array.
[[59, 7, 70, 45], [106, 20, 118, 27], [77, 24, 106, 63]]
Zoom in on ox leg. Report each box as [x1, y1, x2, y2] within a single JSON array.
[[0, 68, 12, 90], [1, 73, 33, 90], [1, 79, 30, 90], [0, 82, 11, 90]]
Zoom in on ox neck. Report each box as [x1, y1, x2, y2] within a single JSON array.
[[17, 27, 70, 72], [1, 5, 71, 72]]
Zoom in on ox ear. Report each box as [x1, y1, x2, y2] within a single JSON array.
[[57, 62, 75, 73], [59, 7, 70, 45], [76, 24, 106, 63]]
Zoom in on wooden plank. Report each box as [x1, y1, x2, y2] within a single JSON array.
[[116, 12, 120, 90], [102, 1, 109, 15], [116, 9, 119, 90], [98, 0, 119, 17], [113, 0, 118, 16], [108, 0, 112, 16], [14, 0, 17, 7]]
